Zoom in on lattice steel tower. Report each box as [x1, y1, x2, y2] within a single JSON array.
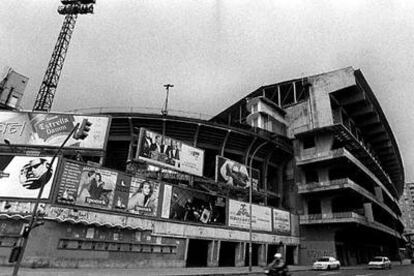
[[33, 1, 95, 112]]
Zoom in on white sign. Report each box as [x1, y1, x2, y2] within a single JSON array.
[[137, 128, 204, 177], [0, 111, 110, 150], [0, 155, 59, 199], [228, 199, 272, 232], [273, 209, 291, 233], [161, 184, 172, 218]]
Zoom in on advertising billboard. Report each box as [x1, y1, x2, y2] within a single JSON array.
[[56, 160, 159, 216], [136, 128, 204, 177], [215, 156, 259, 190], [161, 185, 226, 225], [0, 155, 59, 199], [273, 208, 291, 234], [0, 111, 110, 150], [228, 199, 272, 232]]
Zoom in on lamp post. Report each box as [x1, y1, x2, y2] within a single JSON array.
[[161, 84, 174, 116], [11, 123, 80, 276], [247, 140, 268, 272]]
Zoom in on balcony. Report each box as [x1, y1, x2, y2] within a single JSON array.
[[300, 212, 401, 239], [298, 178, 400, 221], [296, 148, 400, 212], [330, 123, 397, 196]]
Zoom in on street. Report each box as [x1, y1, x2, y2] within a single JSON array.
[[285, 266, 414, 276], [0, 265, 413, 276]]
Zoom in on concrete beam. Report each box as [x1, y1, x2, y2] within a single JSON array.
[[357, 114, 380, 127], [365, 125, 385, 136], [340, 91, 366, 106], [374, 141, 392, 150], [348, 104, 374, 117], [370, 135, 390, 144], [377, 148, 394, 156]]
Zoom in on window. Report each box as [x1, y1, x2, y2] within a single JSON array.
[[308, 199, 321, 214], [305, 170, 319, 183], [303, 135, 315, 149]]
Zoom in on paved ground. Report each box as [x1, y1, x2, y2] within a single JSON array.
[[0, 261, 412, 276], [272, 265, 414, 276]]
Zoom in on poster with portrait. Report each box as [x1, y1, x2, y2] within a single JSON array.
[[136, 128, 204, 177], [215, 156, 259, 190], [126, 177, 159, 216], [56, 160, 161, 217], [273, 208, 291, 234], [163, 185, 226, 225], [0, 111, 110, 150], [0, 154, 59, 199], [56, 160, 118, 210], [228, 199, 272, 232]]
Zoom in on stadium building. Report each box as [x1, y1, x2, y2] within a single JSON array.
[[0, 66, 405, 268]]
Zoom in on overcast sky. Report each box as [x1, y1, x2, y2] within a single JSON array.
[[1, 0, 414, 182]]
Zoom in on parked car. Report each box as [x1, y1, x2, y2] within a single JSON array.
[[312, 256, 341, 270], [368, 256, 391, 269]]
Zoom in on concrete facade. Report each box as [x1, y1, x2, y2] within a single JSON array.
[[213, 67, 405, 266], [0, 67, 405, 269]]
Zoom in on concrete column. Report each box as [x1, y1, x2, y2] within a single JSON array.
[[207, 240, 219, 267], [303, 200, 309, 215], [258, 244, 267, 266], [318, 167, 329, 183], [235, 242, 245, 267], [293, 245, 299, 265], [316, 133, 333, 152], [363, 202, 374, 222], [374, 187, 384, 202], [321, 198, 332, 218]]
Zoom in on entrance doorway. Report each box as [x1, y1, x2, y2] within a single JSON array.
[[268, 244, 283, 263], [244, 243, 260, 266], [285, 245, 295, 265], [186, 239, 209, 267], [219, 241, 236, 266]]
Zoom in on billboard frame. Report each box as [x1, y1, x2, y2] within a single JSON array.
[[0, 110, 112, 152], [0, 153, 61, 202]]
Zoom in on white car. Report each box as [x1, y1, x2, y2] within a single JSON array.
[[312, 256, 341, 270], [368, 256, 391, 269]]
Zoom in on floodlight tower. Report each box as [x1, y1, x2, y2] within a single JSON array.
[[32, 0, 96, 112]]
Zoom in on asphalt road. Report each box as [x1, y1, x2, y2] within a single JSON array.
[[0, 265, 412, 276], [278, 265, 413, 276]]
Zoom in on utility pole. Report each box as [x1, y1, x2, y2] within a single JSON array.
[[161, 84, 174, 116], [33, 0, 96, 112]]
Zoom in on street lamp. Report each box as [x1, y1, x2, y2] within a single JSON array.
[[11, 123, 81, 276], [247, 140, 269, 272], [161, 84, 174, 116]]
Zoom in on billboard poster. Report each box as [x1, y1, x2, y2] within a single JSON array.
[[56, 160, 159, 217], [0, 111, 110, 150], [161, 184, 172, 218], [136, 128, 204, 177], [112, 174, 131, 211], [0, 155, 59, 199], [215, 156, 259, 190], [228, 199, 272, 232], [164, 186, 226, 224], [273, 209, 291, 233], [126, 177, 159, 217]]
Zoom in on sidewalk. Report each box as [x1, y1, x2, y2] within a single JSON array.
[[0, 260, 411, 276]]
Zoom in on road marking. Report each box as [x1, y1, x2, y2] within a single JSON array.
[[319, 272, 341, 276]]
